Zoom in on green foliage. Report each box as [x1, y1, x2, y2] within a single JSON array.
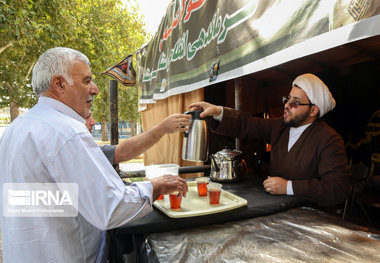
[[92, 88, 109, 122], [118, 86, 140, 123], [0, 0, 76, 109], [0, 0, 148, 123], [0, 116, 10, 124]]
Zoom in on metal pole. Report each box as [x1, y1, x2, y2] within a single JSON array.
[[234, 77, 242, 151], [109, 79, 119, 173]]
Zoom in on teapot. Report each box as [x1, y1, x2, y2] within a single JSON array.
[[210, 148, 247, 182]]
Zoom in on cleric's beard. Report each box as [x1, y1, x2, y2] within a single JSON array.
[[283, 108, 311, 128]]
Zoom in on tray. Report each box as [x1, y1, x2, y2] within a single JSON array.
[[153, 181, 248, 218]]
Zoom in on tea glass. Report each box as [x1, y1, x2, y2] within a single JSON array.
[[169, 191, 182, 209], [207, 182, 222, 205], [195, 177, 210, 196], [145, 164, 179, 201]]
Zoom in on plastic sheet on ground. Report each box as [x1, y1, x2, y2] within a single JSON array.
[[143, 207, 380, 263]]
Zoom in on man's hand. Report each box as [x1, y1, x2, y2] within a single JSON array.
[[149, 175, 188, 201], [188, 101, 222, 119], [263, 176, 287, 195], [158, 113, 190, 134]]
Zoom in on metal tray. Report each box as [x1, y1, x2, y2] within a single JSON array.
[[153, 181, 248, 218]]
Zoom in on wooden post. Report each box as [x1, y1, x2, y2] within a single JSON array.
[[234, 77, 242, 151], [109, 79, 119, 173]]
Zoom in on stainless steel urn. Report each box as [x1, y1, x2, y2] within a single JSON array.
[[182, 111, 208, 162]]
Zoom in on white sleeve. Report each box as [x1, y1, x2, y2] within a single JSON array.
[[213, 106, 224, 122], [49, 132, 153, 230], [286, 180, 294, 195]]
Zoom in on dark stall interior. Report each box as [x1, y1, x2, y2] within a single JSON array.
[[204, 34, 380, 227]]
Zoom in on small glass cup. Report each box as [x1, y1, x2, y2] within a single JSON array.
[[169, 191, 182, 209], [207, 182, 222, 205], [145, 164, 179, 201], [195, 177, 210, 196]]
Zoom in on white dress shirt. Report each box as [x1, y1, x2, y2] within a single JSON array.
[[0, 97, 153, 262]]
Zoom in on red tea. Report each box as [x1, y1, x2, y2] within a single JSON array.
[[208, 189, 221, 205], [197, 182, 208, 196], [169, 193, 182, 209]]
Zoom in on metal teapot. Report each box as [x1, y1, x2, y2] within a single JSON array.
[[210, 148, 247, 182]]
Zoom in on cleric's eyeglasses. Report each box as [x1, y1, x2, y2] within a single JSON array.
[[282, 96, 314, 108]]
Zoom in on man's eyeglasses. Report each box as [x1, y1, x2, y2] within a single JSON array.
[[282, 96, 314, 108]]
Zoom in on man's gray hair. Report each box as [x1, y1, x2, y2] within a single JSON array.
[[32, 47, 90, 96]]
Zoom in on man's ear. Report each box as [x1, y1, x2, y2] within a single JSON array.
[[51, 75, 65, 94], [42, 75, 65, 99], [310, 105, 320, 117]]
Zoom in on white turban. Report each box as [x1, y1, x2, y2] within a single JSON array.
[[292, 73, 336, 117]]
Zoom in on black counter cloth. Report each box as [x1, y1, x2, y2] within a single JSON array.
[[108, 177, 306, 262]]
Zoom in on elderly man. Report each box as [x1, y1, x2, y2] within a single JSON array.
[[0, 47, 188, 262], [85, 112, 190, 164], [189, 73, 351, 206]]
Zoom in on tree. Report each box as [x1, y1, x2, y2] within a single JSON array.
[[92, 88, 110, 141], [73, 0, 148, 141], [119, 85, 140, 136], [0, 0, 148, 129], [0, 0, 80, 120]]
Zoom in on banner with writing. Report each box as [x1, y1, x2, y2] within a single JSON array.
[[137, 0, 380, 105]]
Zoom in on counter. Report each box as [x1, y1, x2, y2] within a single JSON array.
[[108, 177, 306, 262], [145, 207, 380, 262]]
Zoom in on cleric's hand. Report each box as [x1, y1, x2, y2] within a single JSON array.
[[188, 101, 222, 119], [263, 176, 287, 195]]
